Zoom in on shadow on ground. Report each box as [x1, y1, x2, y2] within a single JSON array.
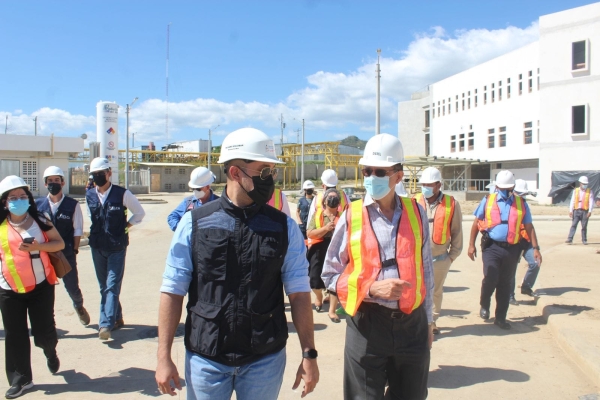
[[428, 365, 529, 389], [33, 367, 174, 397], [443, 286, 469, 293], [287, 322, 328, 333], [536, 287, 590, 296]]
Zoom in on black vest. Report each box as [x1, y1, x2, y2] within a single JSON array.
[[186, 195, 289, 366], [35, 195, 78, 258], [86, 185, 129, 251]]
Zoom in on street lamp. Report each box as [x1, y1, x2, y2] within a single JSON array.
[[207, 124, 220, 173], [376, 49, 381, 135], [125, 97, 138, 189], [293, 118, 305, 188]]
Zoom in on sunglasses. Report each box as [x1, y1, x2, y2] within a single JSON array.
[[91, 172, 106, 178], [361, 168, 397, 178], [242, 167, 278, 180]]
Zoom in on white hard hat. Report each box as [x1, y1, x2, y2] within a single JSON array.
[[579, 176, 589, 184], [217, 128, 284, 164], [302, 180, 315, 190], [514, 179, 529, 195], [43, 166, 64, 179], [420, 167, 442, 184], [359, 133, 404, 167], [321, 170, 338, 187], [90, 157, 111, 173], [0, 175, 29, 197], [495, 170, 515, 189], [395, 182, 408, 197], [189, 167, 214, 189]]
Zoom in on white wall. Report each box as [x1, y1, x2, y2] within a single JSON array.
[[399, 91, 430, 157]]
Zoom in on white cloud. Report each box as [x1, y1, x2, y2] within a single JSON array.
[[0, 108, 95, 136]]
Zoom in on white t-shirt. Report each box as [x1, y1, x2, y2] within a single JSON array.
[[0, 220, 47, 290]]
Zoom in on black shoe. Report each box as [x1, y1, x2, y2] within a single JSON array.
[[509, 297, 518, 306], [565, 240, 572, 244], [47, 355, 60, 374], [494, 319, 511, 330], [480, 307, 490, 320], [521, 287, 534, 296], [5, 381, 34, 399]]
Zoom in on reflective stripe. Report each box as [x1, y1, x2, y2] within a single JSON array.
[[575, 188, 591, 211], [345, 199, 363, 314], [485, 193, 497, 229], [510, 196, 525, 244], [315, 209, 324, 229], [273, 189, 281, 210], [0, 221, 25, 293], [440, 195, 452, 244], [401, 197, 423, 311]]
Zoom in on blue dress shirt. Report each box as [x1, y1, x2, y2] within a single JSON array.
[[474, 193, 532, 242], [167, 191, 219, 231]]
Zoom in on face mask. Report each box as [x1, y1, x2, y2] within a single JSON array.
[[326, 196, 340, 208], [8, 199, 30, 216], [421, 186, 434, 198], [240, 174, 275, 207], [47, 183, 62, 196], [364, 176, 392, 200], [497, 189, 513, 200], [93, 173, 108, 187], [581, 185, 588, 190], [193, 189, 206, 199], [305, 189, 314, 196]]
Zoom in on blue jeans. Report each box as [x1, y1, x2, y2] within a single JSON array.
[[510, 244, 540, 296], [185, 348, 286, 400], [63, 254, 84, 309], [90, 248, 126, 329]]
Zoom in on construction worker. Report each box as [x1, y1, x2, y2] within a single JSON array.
[[509, 179, 541, 303], [156, 128, 318, 399], [566, 176, 594, 245], [322, 133, 434, 400], [35, 166, 90, 326], [468, 170, 542, 330], [266, 170, 291, 217], [167, 167, 219, 231], [86, 157, 146, 340], [306, 169, 350, 225], [414, 167, 462, 335], [297, 180, 315, 239]]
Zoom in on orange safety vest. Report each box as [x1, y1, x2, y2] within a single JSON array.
[[574, 188, 591, 211], [519, 224, 530, 242], [336, 197, 426, 316], [414, 193, 456, 245], [477, 193, 526, 245], [306, 209, 339, 248], [0, 220, 57, 293], [267, 188, 284, 211]]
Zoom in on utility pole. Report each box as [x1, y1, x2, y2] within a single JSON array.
[[376, 48, 381, 135], [132, 132, 135, 148], [280, 114, 285, 155], [301, 119, 305, 187], [208, 124, 220, 174], [126, 97, 139, 189], [33, 116, 38, 136], [4, 115, 7, 134], [294, 128, 301, 182], [166, 23, 171, 140]]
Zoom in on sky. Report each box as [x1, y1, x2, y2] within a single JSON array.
[[1, 0, 595, 149]]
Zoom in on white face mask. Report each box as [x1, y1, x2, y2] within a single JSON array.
[[193, 189, 206, 199]]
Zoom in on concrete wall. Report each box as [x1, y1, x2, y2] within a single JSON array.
[[399, 91, 430, 157]]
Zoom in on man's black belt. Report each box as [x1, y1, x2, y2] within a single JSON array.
[[491, 240, 518, 249]]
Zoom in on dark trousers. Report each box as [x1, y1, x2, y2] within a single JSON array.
[[62, 253, 84, 309], [0, 281, 57, 385], [344, 302, 430, 400], [568, 209, 589, 242], [480, 242, 521, 321]]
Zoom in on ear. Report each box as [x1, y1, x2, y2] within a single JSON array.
[[394, 171, 404, 185], [228, 165, 242, 182]]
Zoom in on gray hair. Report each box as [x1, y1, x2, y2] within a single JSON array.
[[322, 188, 340, 207]]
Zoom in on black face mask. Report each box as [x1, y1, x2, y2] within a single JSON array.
[[326, 196, 340, 208], [93, 173, 108, 187], [239, 171, 275, 207], [47, 183, 62, 196], [305, 189, 314, 196]]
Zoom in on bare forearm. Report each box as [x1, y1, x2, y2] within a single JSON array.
[[469, 219, 480, 246], [157, 292, 184, 361], [288, 292, 315, 351], [39, 239, 64, 252], [73, 236, 81, 250], [524, 224, 538, 248]]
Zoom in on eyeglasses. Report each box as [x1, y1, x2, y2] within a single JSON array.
[[242, 167, 278, 180], [7, 196, 29, 202], [361, 168, 398, 178]]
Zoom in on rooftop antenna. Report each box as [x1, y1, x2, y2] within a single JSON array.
[[166, 22, 171, 140]]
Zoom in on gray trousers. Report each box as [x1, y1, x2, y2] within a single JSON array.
[[568, 209, 590, 242]]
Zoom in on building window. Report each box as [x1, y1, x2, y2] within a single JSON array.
[[528, 70, 532, 77], [462, 99, 465, 110], [488, 136, 495, 148], [572, 105, 586, 134], [507, 78, 511, 84], [165, 168, 172, 175], [519, 74, 522, 79], [528, 78, 532, 92], [438, 107, 440, 117], [573, 40, 587, 70], [179, 183, 186, 190], [425, 133, 430, 156], [484, 93, 487, 104], [179, 168, 186, 175], [518, 82, 523, 95], [488, 128, 495, 134], [499, 126, 506, 132], [459, 133, 465, 152], [443, 105, 445, 116], [456, 101, 458, 112], [165, 183, 172, 190], [425, 110, 430, 128], [468, 132, 474, 150], [499, 88, 502, 100], [432, 104, 435, 118], [468, 98, 471, 109], [507, 85, 511, 99], [524, 122, 532, 128], [21, 161, 38, 191], [499, 134, 507, 147], [524, 130, 533, 144], [450, 135, 456, 153], [492, 90, 495, 102], [475, 95, 478, 107]]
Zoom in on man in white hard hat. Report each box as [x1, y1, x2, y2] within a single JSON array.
[[306, 169, 351, 225], [167, 167, 219, 231], [468, 170, 542, 330], [156, 128, 318, 399], [86, 157, 146, 340], [297, 180, 316, 239], [413, 167, 463, 335], [322, 133, 434, 399], [566, 175, 594, 245], [35, 166, 90, 326]]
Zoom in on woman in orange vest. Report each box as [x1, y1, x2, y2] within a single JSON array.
[[306, 188, 342, 323], [0, 176, 65, 399]]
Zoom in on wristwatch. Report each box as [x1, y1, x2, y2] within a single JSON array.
[[533, 246, 540, 250], [302, 349, 318, 359]]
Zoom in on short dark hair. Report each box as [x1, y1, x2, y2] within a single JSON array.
[[392, 163, 403, 172]]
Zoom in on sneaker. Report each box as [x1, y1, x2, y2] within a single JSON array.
[[583, 241, 588, 245], [75, 306, 90, 326], [47, 355, 60, 374], [113, 318, 124, 330], [565, 240, 572, 244], [431, 322, 440, 335], [5, 381, 34, 399], [99, 327, 111, 340], [509, 297, 519, 306]]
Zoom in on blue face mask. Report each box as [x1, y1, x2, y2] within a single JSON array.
[[421, 186, 434, 198], [364, 176, 392, 200], [581, 185, 588, 190], [8, 199, 30, 216], [497, 189, 513, 200]]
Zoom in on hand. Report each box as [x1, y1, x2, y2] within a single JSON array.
[[467, 244, 477, 261], [18, 240, 39, 252], [569, 212, 573, 219], [292, 358, 319, 398], [533, 249, 542, 267], [368, 279, 411, 300], [156, 358, 182, 396], [326, 221, 335, 232], [428, 324, 434, 349], [587, 212, 592, 218]]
